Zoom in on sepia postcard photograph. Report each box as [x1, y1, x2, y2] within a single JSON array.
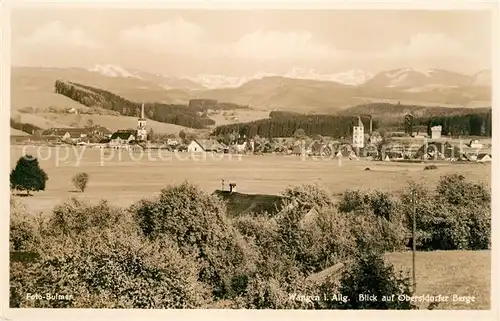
[[2, 0, 498, 319]]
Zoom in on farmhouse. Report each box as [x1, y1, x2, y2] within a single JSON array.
[[310, 142, 331, 156], [469, 139, 483, 149], [90, 125, 112, 138], [477, 153, 491, 163], [109, 130, 136, 147], [42, 128, 90, 143], [414, 142, 462, 160], [187, 139, 226, 153]]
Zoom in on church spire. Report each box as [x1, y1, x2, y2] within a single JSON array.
[[141, 103, 145, 119]]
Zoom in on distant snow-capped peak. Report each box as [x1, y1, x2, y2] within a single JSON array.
[[88, 64, 140, 79], [327, 69, 374, 86], [185, 74, 251, 89], [186, 69, 374, 89]]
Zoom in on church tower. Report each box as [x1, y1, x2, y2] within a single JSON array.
[[137, 103, 147, 141]]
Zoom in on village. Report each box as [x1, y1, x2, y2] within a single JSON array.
[[10, 104, 492, 164]]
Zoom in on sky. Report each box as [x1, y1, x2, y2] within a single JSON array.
[[11, 9, 493, 77]]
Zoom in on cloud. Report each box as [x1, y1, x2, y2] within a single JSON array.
[[18, 21, 100, 49], [230, 30, 343, 60], [117, 18, 345, 60], [118, 18, 206, 55], [385, 33, 468, 59]]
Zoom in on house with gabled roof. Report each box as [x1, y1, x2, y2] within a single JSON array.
[[187, 139, 227, 153], [109, 129, 136, 147], [477, 153, 491, 163], [43, 127, 90, 140]]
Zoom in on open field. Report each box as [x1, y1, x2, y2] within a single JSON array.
[[38, 113, 191, 134], [208, 109, 270, 126], [11, 89, 89, 112], [10, 146, 491, 214], [385, 250, 491, 309], [10, 128, 28, 136], [12, 111, 72, 130]]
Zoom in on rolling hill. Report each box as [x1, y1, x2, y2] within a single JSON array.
[[10, 128, 29, 136], [11, 66, 492, 118], [39, 113, 190, 134], [362, 68, 474, 88]]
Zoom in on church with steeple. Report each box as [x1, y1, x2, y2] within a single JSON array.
[[136, 103, 147, 141]]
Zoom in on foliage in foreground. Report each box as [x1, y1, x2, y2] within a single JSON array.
[[9, 174, 490, 308]]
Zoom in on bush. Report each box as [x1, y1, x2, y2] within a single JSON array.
[[130, 182, 258, 299], [423, 164, 438, 170], [47, 198, 133, 238], [295, 207, 357, 273], [10, 231, 210, 308], [400, 178, 491, 250], [10, 156, 48, 195], [9, 196, 43, 252], [72, 172, 89, 192], [337, 189, 371, 214], [436, 174, 490, 206], [280, 184, 336, 215], [332, 251, 415, 309]]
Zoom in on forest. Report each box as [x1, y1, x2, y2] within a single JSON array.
[[213, 108, 492, 139], [54, 81, 246, 129], [213, 113, 378, 138]]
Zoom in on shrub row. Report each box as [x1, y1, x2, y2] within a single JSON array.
[[9, 174, 490, 308]]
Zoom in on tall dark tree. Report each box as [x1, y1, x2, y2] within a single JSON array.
[[10, 156, 49, 196], [404, 114, 414, 136], [147, 128, 154, 142]]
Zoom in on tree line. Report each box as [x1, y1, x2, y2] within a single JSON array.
[[419, 111, 492, 137], [54, 81, 246, 129], [213, 107, 492, 139], [213, 113, 379, 138], [10, 118, 41, 135]]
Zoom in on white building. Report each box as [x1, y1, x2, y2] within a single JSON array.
[[187, 139, 226, 153], [470, 139, 483, 149], [352, 117, 364, 148], [431, 126, 442, 140], [136, 103, 147, 141]]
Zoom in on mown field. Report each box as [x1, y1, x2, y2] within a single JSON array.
[[10, 146, 491, 214], [385, 250, 491, 309], [38, 113, 191, 134]]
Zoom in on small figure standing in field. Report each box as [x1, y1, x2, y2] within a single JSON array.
[[229, 183, 237, 193], [72, 172, 90, 192]]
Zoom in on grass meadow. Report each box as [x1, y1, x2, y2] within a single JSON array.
[[385, 250, 491, 309], [9, 145, 492, 309], [10, 145, 491, 214]]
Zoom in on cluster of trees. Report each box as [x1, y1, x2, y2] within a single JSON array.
[[213, 113, 379, 139], [338, 174, 491, 251], [9, 173, 490, 309], [10, 156, 90, 195], [10, 118, 41, 135], [340, 103, 492, 137], [420, 111, 492, 137], [188, 99, 249, 111], [54, 80, 216, 129], [54, 81, 249, 129], [341, 103, 491, 119]]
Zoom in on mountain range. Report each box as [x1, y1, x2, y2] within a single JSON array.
[[11, 65, 492, 114]]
